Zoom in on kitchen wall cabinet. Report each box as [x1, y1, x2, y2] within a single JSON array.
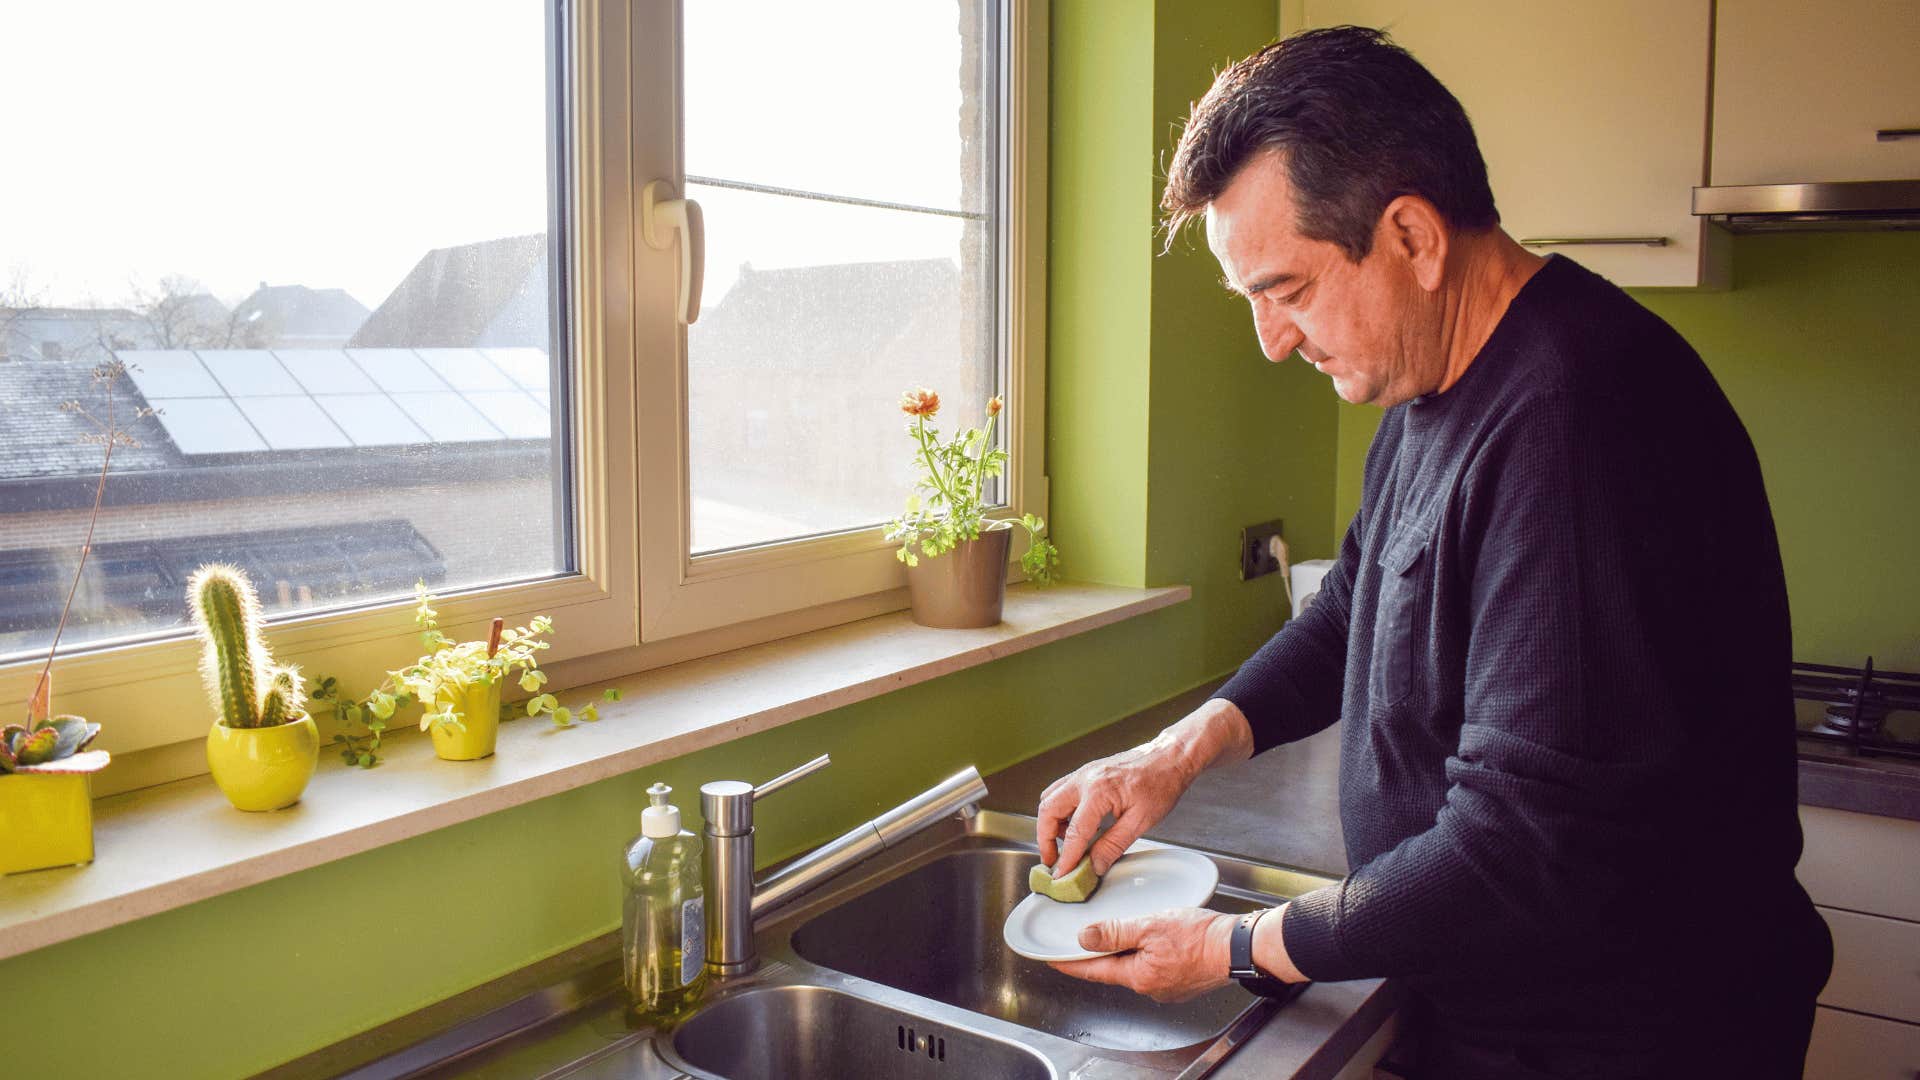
[[1797, 806, 1920, 1079], [1712, 0, 1920, 185], [1291, 1, 1724, 288]]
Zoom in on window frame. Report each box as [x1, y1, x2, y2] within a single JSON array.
[[0, 0, 1047, 781], [632, 0, 1048, 642]]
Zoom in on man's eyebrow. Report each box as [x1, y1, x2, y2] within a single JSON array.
[[1219, 272, 1298, 297]]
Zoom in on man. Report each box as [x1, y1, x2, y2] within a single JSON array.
[[1036, 27, 1831, 1079]]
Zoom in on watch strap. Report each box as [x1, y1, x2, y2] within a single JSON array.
[[1229, 908, 1292, 998]]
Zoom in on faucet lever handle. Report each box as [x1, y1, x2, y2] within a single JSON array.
[[753, 753, 831, 801]]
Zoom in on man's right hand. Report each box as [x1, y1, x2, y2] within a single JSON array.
[[1036, 697, 1257, 877]]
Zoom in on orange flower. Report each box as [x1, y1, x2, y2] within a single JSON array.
[[900, 388, 941, 418], [986, 396, 1003, 417]]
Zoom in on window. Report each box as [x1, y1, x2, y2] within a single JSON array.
[[0, 1, 574, 662], [0, 0, 1041, 767], [634, 0, 1043, 640]]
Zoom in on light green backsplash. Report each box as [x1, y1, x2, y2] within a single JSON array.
[[0, 6, 1344, 1076], [1332, 233, 1920, 670]]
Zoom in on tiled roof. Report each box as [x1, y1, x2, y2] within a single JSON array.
[[349, 235, 546, 348], [0, 357, 181, 481]]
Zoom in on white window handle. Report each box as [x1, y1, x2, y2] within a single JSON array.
[[642, 180, 705, 325]]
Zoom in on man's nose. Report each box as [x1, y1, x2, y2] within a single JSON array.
[[1253, 304, 1305, 364]]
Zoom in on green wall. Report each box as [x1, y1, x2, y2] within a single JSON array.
[[1331, 233, 1920, 671], [0, 5, 1341, 1077]]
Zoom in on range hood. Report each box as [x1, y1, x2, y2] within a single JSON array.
[[1692, 178, 1920, 233]]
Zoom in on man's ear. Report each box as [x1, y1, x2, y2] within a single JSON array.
[[1377, 195, 1448, 291]]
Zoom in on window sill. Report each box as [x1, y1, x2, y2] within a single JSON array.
[[0, 582, 1187, 962]]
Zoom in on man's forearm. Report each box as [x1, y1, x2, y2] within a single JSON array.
[[1150, 697, 1256, 784]]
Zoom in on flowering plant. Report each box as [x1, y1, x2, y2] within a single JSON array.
[[885, 389, 1059, 583]]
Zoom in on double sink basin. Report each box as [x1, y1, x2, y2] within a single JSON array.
[[416, 810, 1337, 1079]]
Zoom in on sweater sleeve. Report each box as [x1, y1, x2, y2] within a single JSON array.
[[1281, 391, 1690, 981], [1214, 509, 1360, 754]]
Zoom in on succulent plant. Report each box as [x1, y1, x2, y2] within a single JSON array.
[[0, 715, 108, 776], [186, 564, 306, 729], [3, 673, 109, 776]]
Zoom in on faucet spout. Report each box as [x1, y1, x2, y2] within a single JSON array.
[[700, 761, 986, 977], [752, 766, 987, 921]]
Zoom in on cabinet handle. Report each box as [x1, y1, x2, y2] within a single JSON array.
[[1519, 236, 1669, 247], [1875, 127, 1920, 142]]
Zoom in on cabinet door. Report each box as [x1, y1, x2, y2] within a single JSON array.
[[1804, 1007, 1920, 1080], [1798, 806, 1920, 923], [1713, 0, 1920, 185], [1818, 906, 1920, 1025], [1297, 1, 1718, 288]]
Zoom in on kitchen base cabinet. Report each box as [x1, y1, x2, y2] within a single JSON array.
[[1797, 805, 1920, 1078], [1804, 1007, 1920, 1080]]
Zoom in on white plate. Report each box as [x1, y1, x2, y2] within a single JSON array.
[[1002, 847, 1220, 962]]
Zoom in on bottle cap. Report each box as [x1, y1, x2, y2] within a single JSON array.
[[641, 781, 681, 838]]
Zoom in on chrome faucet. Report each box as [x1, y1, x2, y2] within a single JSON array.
[[699, 755, 988, 977]]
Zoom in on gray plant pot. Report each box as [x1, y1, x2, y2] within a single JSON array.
[[904, 528, 1012, 628]]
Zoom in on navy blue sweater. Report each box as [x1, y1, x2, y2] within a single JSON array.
[[1218, 255, 1829, 1060]]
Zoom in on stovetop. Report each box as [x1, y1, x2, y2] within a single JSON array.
[[1792, 659, 1920, 762]]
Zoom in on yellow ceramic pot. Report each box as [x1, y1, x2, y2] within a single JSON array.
[[0, 772, 94, 875], [206, 714, 320, 812], [428, 680, 502, 761]]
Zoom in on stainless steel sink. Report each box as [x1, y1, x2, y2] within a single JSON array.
[[374, 810, 1340, 1080], [670, 985, 1052, 1080], [789, 846, 1262, 1052]]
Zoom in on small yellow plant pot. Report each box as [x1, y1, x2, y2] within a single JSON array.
[[206, 715, 320, 812], [429, 681, 502, 761], [0, 773, 94, 875]]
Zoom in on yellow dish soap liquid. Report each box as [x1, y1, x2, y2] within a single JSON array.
[[622, 782, 705, 1024]]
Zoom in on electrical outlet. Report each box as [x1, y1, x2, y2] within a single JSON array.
[[1240, 519, 1284, 581]]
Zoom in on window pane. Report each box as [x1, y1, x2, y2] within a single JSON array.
[[0, 1, 569, 661], [684, 1, 1000, 555]]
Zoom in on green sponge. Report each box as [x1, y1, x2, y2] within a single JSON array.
[[1028, 856, 1102, 902]]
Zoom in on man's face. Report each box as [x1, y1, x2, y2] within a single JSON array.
[[1206, 153, 1442, 407]]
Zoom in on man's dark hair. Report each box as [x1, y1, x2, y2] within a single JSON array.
[[1162, 26, 1499, 260]]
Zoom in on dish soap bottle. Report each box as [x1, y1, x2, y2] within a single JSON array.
[[621, 781, 705, 1024]]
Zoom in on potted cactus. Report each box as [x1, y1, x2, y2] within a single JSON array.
[[1, 675, 111, 874], [189, 565, 320, 811]]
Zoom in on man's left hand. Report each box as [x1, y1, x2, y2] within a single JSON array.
[[1048, 907, 1237, 1003]]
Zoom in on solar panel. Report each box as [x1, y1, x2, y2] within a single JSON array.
[[390, 392, 504, 442], [275, 349, 378, 394], [233, 396, 354, 450], [347, 349, 448, 393], [479, 347, 551, 391], [120, 350, 221, 398], [417, 348, 516, 392], [464, 390, 550, 440], [313, 393, 430, 447], [145, 397, 269, 454], [199, 350, 303, 396]]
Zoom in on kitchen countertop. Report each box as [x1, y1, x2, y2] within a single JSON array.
[[1795, 740, 1920, 821], [984, 681, 1397, 1080]]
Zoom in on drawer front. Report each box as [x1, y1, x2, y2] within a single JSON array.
[[1804, 1006, 1920, 1080], [1798, 806, 1920, 922], [1819, 906, 1920, 1024]]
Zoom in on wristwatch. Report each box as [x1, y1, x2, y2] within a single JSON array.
[[1229, 909, 1291, 998]]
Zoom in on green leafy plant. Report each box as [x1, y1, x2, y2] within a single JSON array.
[[885, 389, 1060, 583], [312, 675, 402, 769], [313, 585, 623, 767], [186, 564, 307, 729]]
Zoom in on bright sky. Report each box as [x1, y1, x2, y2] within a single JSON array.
[[0, 1, 979, 314]]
